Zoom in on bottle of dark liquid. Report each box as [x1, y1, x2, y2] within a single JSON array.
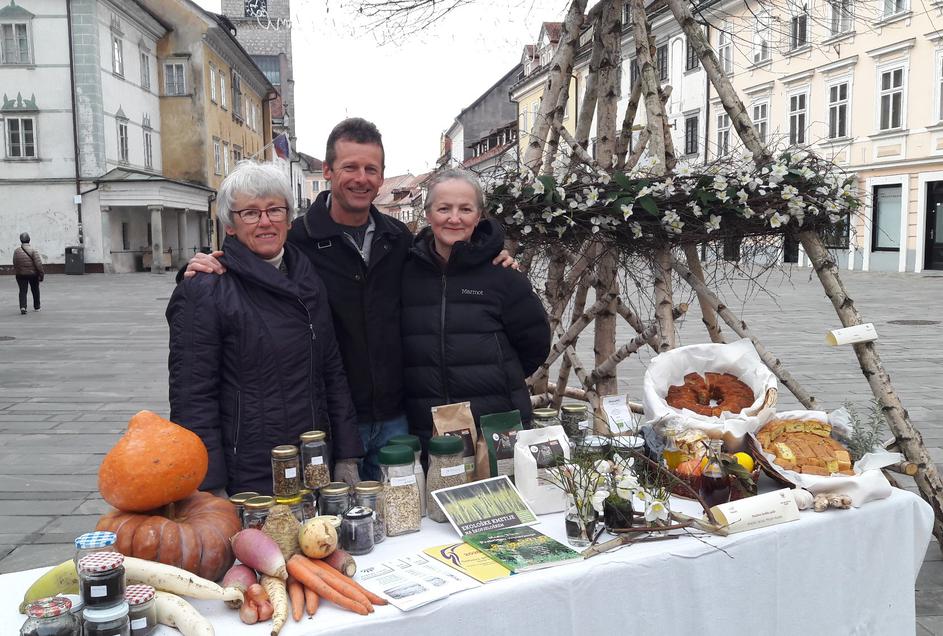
[[699, 439, 730, 508]]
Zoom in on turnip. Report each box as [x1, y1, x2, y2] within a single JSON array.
[[298, 517, 337, 559], [221, 564, 257, 609], [231, 529, 288, 580], [322, 548, 357, 577]]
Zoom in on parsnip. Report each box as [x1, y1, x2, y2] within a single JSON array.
[[155, 590, 214, 636], [261, 574, 289, 636], [125, 556, 243, 603]]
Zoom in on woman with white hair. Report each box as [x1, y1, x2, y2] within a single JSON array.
[[166, 160, 363, 495]]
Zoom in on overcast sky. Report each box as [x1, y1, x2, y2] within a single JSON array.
[[192, 0, 569, 176]]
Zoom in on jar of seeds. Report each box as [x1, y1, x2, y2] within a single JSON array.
[[299, 431, 331, 490], [243, 496, 275, 530], [352, 481, 385, 544], [271, 445, 301, 498], [532, 408, 561, 429], [425, 435, 467, 523], [299, 489, 318, 521], [561, 404, 590, 440], [378, 445, 421, 537], [318, 482, 350, 517], [388, 434, 426, 516]]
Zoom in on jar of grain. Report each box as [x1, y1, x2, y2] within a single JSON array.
[[299, 431, 331, 490], [387, 434, 426, 516], [425, 435, 468, 523], [378, 445, 421, 537], [243, 495, 275, 530], [271, 445, 301, 498]]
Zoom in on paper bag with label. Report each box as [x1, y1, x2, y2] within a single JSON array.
[[432, 402, 478, 480], [514, 425, 570, 514], [476, 410, 523, 481]]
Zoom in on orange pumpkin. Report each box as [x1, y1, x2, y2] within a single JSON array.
[[98, 410, 208, 512], [96, 491, 240, 581]]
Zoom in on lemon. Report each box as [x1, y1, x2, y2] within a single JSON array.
[[733, 452, 755, 472]]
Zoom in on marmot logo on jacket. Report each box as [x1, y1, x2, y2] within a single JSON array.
[[461, 288, 484, 296]]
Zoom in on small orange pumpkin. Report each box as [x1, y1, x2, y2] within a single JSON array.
[[98, 410, 209, 512]]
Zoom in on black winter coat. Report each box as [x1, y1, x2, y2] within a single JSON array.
[[401, 219, 551, 438], [167, 236, 362, 495], [287, 191, 413, 423]]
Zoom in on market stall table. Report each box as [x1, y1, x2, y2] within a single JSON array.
[[3, 488, 932, 636]]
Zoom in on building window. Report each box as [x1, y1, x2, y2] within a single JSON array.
[[879, 67, 904, 131], [220, 73, 227, 109], [828, 81, 849, 139], [788, 92, 807, 145], [716, 112, 730, 156], [0, 21, 31, 64], [5, 116, 36, 158], [823, 212, 850, 249], [233, 145, 242, 163], [531, 101, 539, 131], [143, 129, 153, 168], [117, 120, 128, 162], [312, 181, 320, 195], [753, 10, 770, 64], [251, 55, 281, 86], [656, 43, 668, 82], [121, 222, 130, 250], [209, 65, 217, 103], [621, 3, 631, 25], [790, 3, 808, 50], [684, 115, 698, 155], [232, 73, 244, 119], [140, 51, 150, 89], [718, 27, 732, 74], [223, 141, 230, 174], [938, 55, 943, 121], [872, 184, 902, 251], [685, 38, 698, 71], [213, 138, 221, 174], [883, 0, 907, 18], [112, 36, 123, 76], [164, 61, 186, 95], [752, 101, 768, 143], [829, 0, 853, 36]]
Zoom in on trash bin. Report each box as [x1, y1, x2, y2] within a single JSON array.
[[64, 245, 84, 275]]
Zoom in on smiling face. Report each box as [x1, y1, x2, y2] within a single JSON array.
[[224, 193, 290, 259], [323, 139, 384, 220], [426, 178, 482, 259]]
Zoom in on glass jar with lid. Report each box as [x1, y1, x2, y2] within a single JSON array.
[[531, 408, 561, 429], [299, 489, 318, 521], [275, 495, 305, 523], [243, 495, 275, 530], [318, 482, 350, 517], [83, 601, 130, 636], [299, 431, 331, 490], [340, 506, 375, 555], [388, 434, 426, 516], [228, 492, 259, 526], [20, 597, 81, 636], [124, 585, 156, 636], [378, 445, 421, 537], [561, 404, 590, 439], [425, 435, 467, 523], [74, 531, 118, 569], [352, 481, 385, 544], [271, 445, 301, 498], [78, 552, 126, 609]]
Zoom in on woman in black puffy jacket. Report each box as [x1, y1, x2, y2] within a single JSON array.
[[401, 169, 551, 449]]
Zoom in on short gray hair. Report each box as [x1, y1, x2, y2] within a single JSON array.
[[424, 168, 486, 215], [217, 160, 294, 228]]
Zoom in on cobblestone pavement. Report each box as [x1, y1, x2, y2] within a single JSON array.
[[1, 267, 941, 629]]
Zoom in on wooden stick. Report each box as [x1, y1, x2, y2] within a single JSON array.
[[682, 243, 724, 343], [590, 303, 688, 383], [564, 345, 600, 411], [615, 298, 660, 352], [582, 529, 683, 559], [623, 128, 651, 171], [531, 291, 617, 382], [653, 247, 676, 352], [552, 269, 592, 408], [615, 77, 643, 170], [593, 247, 621, 396], [671, 257, 818, 410]]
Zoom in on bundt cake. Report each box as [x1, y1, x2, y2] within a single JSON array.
[[665, 372, 755, 417]]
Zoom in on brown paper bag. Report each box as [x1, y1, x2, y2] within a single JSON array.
[[432, 402, 478, 480]]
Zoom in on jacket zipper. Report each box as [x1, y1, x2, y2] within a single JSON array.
[[440, 273, 451, 403], [233, 389, 241, 454], [494, 333, 511, 397], [297, 298, 319, 431]]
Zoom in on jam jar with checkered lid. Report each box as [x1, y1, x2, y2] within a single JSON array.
[[124, 585, 157, 636], [20, 597, 81, 636], [73, 531, 117, 569], [78, 552, 126, 609]]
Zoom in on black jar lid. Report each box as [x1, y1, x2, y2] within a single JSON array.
[[428, 435, 464, 455]]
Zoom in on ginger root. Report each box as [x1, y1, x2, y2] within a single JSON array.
[[813, 492, 852, 512]]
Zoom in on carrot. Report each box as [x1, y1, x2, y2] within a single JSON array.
[[308, 558, 387, 606], [286, 575, 304, 622], [286, 555, 369, 616], [303, 586, 319, 616], [298, 558, 373, 611]]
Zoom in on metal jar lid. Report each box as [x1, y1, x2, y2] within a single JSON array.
[[353, 480, 382, 495], [229, 492, 259, 505], [320, 482, 350, 497], [271, 445, 299, 459], [78, 551, 125, 574], [124, 584, 156, 606], [344, 506, 373, 520], [532, 408, 559, 419], [74, 531, 117, 550], [561, 404, 588, 414], [275, 495, 302, 505], [300, 430, 327, 443], [244, 495, 276, 510], [27, 596, 72, 618]]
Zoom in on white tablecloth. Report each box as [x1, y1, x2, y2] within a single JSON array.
[[4, 488, 933, 636]]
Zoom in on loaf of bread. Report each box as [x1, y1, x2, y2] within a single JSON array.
[[757, 419, 855, 476]]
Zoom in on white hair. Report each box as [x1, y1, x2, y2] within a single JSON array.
[[217, 160, 294, 228]]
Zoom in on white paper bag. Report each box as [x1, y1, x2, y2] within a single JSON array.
[[513, 425, 570, 515]]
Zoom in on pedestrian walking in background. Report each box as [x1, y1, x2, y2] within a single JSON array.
[[13, 232, 43, 315]]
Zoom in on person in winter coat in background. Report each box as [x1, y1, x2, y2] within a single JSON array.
[[401, 168, 551, 451], [166, 160, 363, 495], [13, 232, 43, 314]]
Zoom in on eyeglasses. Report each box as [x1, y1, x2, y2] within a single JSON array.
[[231, 206, 289, 224]]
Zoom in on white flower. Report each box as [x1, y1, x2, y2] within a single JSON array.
[[768, 163, 788, 182], [688, 201, 703, 217], [621, 203, 634, 220], [599, 172, 612, 185], [737, 189, 749, 204], [716, 191, 730, 203], [792, 150, 809, 164], [769, 211, 788, 228], [532, 180, 545, 195], [829, 213, 841, 224], [495, 204, 503, 216], [781, 185, 799, 201], [569, 200, 579, 209], [591, 490, 610, 514], [615, 474, 640, 500], [512, 211, 524, 222], [676, 164, 693, 177], [523, 225, 532, 234], [705, 214, 722, 233], [594, 459, 612, 475], [567, 173, 578, 185], [631, 222, 643, 238], [637, 186, 652, 198], [741, 206, 755, 219], [662, 209, 680, 224], [799, 166, 816, 181], [644, 499, 669, 523], [556, 186, 566, 199], [591, 225, 600, 233], [581, 175, 592, 185], [712, 175, 728, 191], [556, 226, 567, 237], [585, 187, 600, 204]]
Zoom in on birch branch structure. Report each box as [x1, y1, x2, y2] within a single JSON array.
[[682, 243, 724, 343]]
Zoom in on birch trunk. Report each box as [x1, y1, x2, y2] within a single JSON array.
[[799, 228, 943, 547], [574, 10, 606, 150], [591, 303, 687, 383], [522, 0, 588, 170], [615, 78, 642, 170], [593, 0, 623, 169], [682, 243, 724, 343], [553, 271, 592, 408], [616, 298, 660, 352], [593, 249, 620, 395], [629, 1, 668, 170]]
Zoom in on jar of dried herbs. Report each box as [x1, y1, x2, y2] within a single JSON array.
[[532, 408, 561, 429], [228, 492, 259, 526], [388, 434, 426, 516], [561, 404, 590, 440], [271, 445, 301, 498], [425, 435, 467, 523], [275, 495, 305, 523], [299, 489, 317, 521], [378, 445, 421, 537], [318, 482, 350, 517], [243, 495, 275, 530], [299, 431, 331, 490], [352, 481, 385, 544]]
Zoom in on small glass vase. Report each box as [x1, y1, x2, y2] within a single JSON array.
[[564, 498, 597, 547], [603, 497, 635, 532]]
